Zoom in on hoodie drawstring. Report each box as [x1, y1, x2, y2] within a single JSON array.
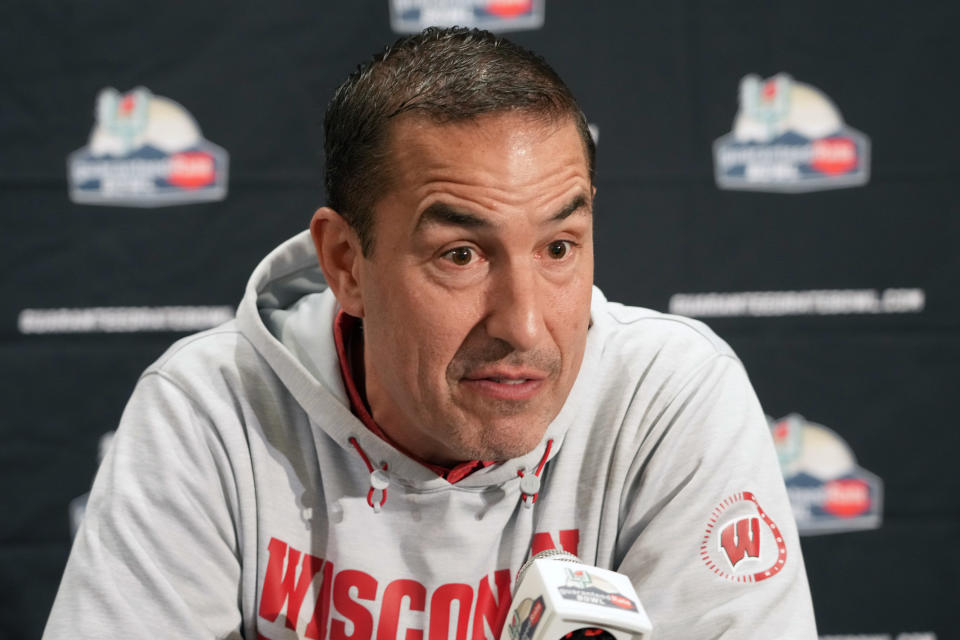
[[349, 437, 389, 513], [349, 436, 554, 512], [517, 439, 553, 508]]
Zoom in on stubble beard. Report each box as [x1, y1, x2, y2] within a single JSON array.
[[440, 409, 553, 462], [443, 337, 563, 462]]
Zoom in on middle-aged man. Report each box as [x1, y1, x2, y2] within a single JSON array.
[[44, 27, 817, 639]]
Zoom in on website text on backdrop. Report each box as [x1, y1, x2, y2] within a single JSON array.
[[43, 27, 817, 639]]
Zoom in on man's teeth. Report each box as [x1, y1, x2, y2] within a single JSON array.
[[490, 378, 526, 384]]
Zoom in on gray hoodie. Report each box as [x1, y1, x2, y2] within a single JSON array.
[[43, 231, 816, 639]]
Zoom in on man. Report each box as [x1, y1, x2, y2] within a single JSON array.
[[44, 27, 816, 639]]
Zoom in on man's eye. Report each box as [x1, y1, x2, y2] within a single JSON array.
[[443, 247, 475, 266], [546, 240, 574, 260]]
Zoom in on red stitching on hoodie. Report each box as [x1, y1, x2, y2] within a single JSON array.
[[518, 439, 553, 505], [534, 439, 553, 476], [349, 437, 375, 472], [349, 437, 388, 510]]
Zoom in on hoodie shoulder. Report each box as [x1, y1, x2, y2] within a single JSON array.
[[593, 294, 737, 364], [150, 320, 247, 373], [141, 320, 274, 404], [577, 292, 747, 420]]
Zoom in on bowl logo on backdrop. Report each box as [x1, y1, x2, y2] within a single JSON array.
[[769, 414, 883, 535], [389, 0, 544, 33], [68, 87, 228, 206], [713, 73, 870, 192]]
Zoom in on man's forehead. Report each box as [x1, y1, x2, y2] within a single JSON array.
[[365, 110, 592, 247], [385, 111, 590, 172]]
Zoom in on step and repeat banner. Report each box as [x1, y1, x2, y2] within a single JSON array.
[[2, 1, 957, 638]]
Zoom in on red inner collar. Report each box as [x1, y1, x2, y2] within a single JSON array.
[[333, 310, 494, 483]]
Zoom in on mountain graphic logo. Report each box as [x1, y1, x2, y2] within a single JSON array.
[[68, 86, 228, 207], [714, 73, 870, 192]]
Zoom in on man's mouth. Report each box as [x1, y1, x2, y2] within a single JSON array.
[[460, 370, 547, 401]]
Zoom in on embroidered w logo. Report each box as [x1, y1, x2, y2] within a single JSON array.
[[719, 517, 761, 568]]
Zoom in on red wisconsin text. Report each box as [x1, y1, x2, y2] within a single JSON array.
[[258, 531, 579, 640], [258, 538, 509, 640]]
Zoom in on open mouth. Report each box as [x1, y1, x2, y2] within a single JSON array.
[[460, 375, 545, 401]]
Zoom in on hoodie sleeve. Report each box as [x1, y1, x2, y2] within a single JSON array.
[[614, 353, 817, 639], [42, 372, 244, 639]]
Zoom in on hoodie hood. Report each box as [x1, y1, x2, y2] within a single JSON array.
[[235, 230, 607, 500]]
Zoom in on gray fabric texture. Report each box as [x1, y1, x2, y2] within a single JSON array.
[[43, 231, 816, 639]]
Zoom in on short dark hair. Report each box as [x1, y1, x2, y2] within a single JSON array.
[[323, 26, 595, 255]]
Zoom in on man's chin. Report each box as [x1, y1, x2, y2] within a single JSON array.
[[438, 396, 559, 461], [453, 385, 551, 418], [462, 417, 551, 463], [485, 441, 543, 463]]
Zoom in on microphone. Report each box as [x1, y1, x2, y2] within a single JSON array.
[[501, 549, 652, 640]]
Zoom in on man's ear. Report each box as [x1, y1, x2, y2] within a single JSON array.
[[310, 207, 365, 318]]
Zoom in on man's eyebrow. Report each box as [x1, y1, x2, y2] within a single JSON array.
[[414, 193, 591, 233], [551, 193, 590, 222], [415, 203, 491, 232]]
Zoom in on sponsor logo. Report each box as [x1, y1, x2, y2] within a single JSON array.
[[714, 73, 870, 192], [669, 288, 925, 318], [389, 0, 545, 33], [68, 86, 228, 206], [557, 568, 638, 612], [770, 414, 883, 535], [18, 306, 234, 334], [506, 596, 545, 640], [701, 492, 787, 583]]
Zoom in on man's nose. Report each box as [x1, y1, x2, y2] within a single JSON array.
[[483, 262, 546, 352]]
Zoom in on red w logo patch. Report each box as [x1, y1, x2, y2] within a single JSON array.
[[719, 517, 761, 568], [701, 492, 786, 583]]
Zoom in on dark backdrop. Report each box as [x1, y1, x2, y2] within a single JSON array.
[[2, 1, 957, 638]]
